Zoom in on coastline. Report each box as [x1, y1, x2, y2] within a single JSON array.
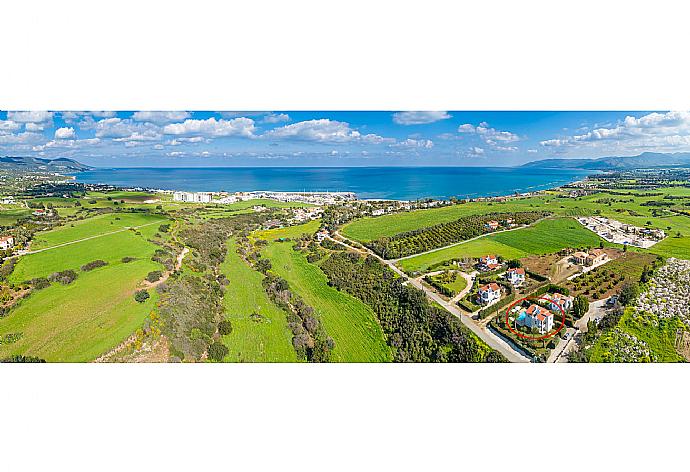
[[70, 166, 594, 202]]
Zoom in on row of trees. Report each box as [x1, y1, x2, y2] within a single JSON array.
[[320, 252, 505, 362], [366, 211, 549, 258]]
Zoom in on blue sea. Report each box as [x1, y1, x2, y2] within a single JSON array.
[[75, 167, 592, 201]]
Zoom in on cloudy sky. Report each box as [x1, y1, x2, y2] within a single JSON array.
[[1, 110, 689, 167]]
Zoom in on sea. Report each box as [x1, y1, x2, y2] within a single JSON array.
[[74, 166, 592, 201]]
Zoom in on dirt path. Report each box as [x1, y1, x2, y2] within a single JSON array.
[[140, 247, 189, 290]]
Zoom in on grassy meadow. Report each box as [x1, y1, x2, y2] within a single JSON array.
[[219, 238, 298, 362], [262, 241, 392, 362]]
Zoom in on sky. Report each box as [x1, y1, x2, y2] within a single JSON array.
[[2, 110, 690, 167]]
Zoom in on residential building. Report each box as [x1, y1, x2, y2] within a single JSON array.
[[572, 251, 589, 265], [546, 292, 573, 312], [33, 209, 46, 217], [585, 249, 608, 266], [0, 235, 14, 250], [315, 229, 329, 242], [478, 254, 500, 271], [173, 191, 212, 203], [477, 283, 501, 305], [516, 304, 554, 334], [485, 220, 500, 231], [505, 267, 526, 286]]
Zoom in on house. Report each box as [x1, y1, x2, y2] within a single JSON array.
[[315, 229, 329, 242], [0, 235, 14, 250], [477, 283, 501, 305], [173, 191, 212, 203], [505, 267, 525, 286], [571, 251, 589, 265], [33, 209, 46, 217], [585, 249, 608, 266], [485, 220, 500, 231], [371, 208, 385, 216], [516, 304, 554, 334], [546, 292, 573, 312], [478, 254, 500, 271]]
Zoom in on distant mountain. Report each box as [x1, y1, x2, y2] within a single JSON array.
[[0, 156, 92, 173], [521, 152, 690, 170]]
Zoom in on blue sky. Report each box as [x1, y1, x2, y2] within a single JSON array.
[[1, 110, 688, 167]]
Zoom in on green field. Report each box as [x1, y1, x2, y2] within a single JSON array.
[[10, 214, 169, 283], [255, 219, 321, 240], [0, 259, 160, 362], [0, 208, 31, 226], [219, 238, 298, 362], [27, 212, 166, 250], [399, 218, 602, 274], [263, 242, 392, 362]]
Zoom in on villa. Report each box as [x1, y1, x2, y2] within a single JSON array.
[[477, 283, 501, 305], [0, 235, 14, 250], [516, 304, 554, 334], [33, 209, 46, 217], [505, 267, 525, 286], [485, 220, 500, 231], [173, 191, 212, 203], [315, 229, 329, 242], [478, 254, 500, 271], [546, 292, 573, 312], [572, 249, 608, 267]]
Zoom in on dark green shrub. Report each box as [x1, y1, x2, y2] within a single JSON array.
[[208, 342, 229, 361]]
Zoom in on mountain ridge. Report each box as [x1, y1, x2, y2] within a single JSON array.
[[521, 152, 690, 170]]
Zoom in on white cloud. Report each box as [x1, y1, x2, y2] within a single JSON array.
[[469, 146, 485, 156], [261, 113, 290, 124], [0, 120, 21, 134], [527, 149, 538, 153], [32, 138, 100, 151], [153, 144, 164, 150], [55, 127, 75, 140], [0, 132, 43, 144], [458, 122, 519, 144], [393, 138, 434, 149], [263, 119, 390, 144], [25, 123, 45, 132], [163, 117, 256, 137], [7, 111, 54, 123], [95, 118, 162, 142], [132, 111, 192, 124], [393, 111, 451, 125], [539, 111, 690, 154]]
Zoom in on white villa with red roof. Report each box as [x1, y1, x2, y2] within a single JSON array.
[[516, 304, 554, 334], [477, 282, 501, 305], [478, 254, 499, 271], [485, 220, 500, 231], [505, 267, 525, 286], [0, 235, 14, 250]]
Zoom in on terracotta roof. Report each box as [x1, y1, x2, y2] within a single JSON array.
[[480, 283, 500, 292], [508, 268, 525, 275], [0, 236, 12, 242]]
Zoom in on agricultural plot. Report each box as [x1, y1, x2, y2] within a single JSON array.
[[399, 218, 602, 275], [0, 208, 31, 226], [219, 238, 297, 362], [28, 212, 166, 250], [0, 259, 160, 362], [262, 241, 392, 362], [255, 219, 320, 241], [10, 216, 169, 282]]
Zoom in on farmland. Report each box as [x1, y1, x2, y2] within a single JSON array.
[[219, 238, 297, 362], [262, 240, 392, 362], [399, 217, 604, 274]]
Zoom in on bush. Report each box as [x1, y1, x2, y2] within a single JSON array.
[[146, 270, 163, 283], [30, 277, 51, 290], [81, 259, 108, 271], [218, 320, 233, 335], [121, 256, 137, 263], [48, 270, 78, 285], [208, 342, 229, 361], [134, 289, 150, 303], [158, 224, 171, 233]]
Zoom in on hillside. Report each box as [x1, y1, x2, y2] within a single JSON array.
[[521, 152, 690, 170], [0, 156, 92, 172]]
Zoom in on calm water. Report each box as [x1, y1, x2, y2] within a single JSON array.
[[75, 167, 592, 200]]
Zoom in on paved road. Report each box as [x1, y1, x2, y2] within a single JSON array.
[[329, 233, 530, 363], [550, 298, 609, 362], [11, 219, 166, 258]]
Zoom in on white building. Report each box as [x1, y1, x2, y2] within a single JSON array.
[[0, 235, 14, 250], [505, 267, 525, 286], [173, 191, 212, 203], [315, 229, 329, 242], [547, 293, 573, 312], [478, 254, 500, 271], [477, 283, 501, 305], [516, 304, 554, 334]]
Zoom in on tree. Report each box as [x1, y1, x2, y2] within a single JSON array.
[[573, 295, 589, 319], [618, 282, 639, 306], [218, 320, 233, 335], [506, 259, 522, 269], [208, 342, 229, 361], [134, 289, 150, 303]]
